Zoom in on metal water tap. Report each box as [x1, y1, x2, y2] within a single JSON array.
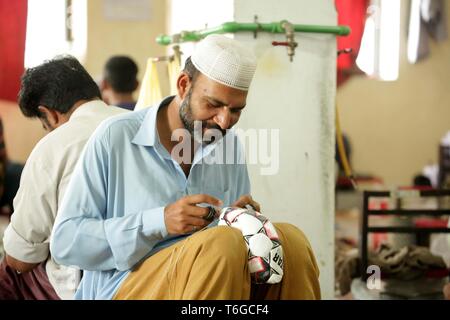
[[281, 21, 297, 62], [172, 44, 182, 62]]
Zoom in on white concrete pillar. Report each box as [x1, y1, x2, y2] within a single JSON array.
[[167, 0, 337, 298], [234, 0, 336, 298]]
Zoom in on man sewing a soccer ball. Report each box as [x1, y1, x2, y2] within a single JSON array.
[[51, 35, 321, 300]]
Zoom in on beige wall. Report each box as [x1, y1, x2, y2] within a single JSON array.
[[234, 0, 337, 298], [0, 100, 46, 163], [337, 1, 450, 186], [84, 0, 169, 95]]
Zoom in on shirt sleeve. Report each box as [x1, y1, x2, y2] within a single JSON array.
[[50, 126, 168, 272], [3, 157, 55, 263]]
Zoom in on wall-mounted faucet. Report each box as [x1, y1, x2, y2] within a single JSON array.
[[282, 21, 297, 62], [272, 20, 298, 62]]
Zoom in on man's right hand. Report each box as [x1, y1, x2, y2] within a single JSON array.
[[164, 194, 223, 235]]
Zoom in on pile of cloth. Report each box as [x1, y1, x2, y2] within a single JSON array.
[[335, 241, 449, 296], [371, 243, 448, 280], [335, 239, 360, 296]]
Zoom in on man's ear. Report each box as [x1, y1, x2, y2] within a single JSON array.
[[177, 72, 191, 99], [133, 79, 139, 92], [99, 79, 112, 104], [99, 79, 109, 91], [38, 106, 59, 129]]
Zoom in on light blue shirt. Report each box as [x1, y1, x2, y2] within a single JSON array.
[[51, 96, 250, 299]]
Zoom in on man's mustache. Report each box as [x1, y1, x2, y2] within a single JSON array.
[[202, 122, 226, 136]]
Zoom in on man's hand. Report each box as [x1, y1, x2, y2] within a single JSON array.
[[231, 194, 261, 212], [164, 194, 223, 235], [5, 253, 39, 274]]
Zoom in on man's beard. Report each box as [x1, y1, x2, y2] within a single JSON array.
[[179, 87, 227, 145]]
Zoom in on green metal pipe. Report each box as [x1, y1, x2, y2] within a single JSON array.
[[156, 21, 350, 45]]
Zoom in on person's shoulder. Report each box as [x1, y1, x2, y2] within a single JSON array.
[[98, 107, 148, 132], [92, 108, 150, 143], [102, 105, 130, 117], [23, 130, 60, 168], [31, 105, 127, 153]]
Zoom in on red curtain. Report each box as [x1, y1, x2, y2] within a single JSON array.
[[335, 0, 368, 86], [0, 0, 28, 102]]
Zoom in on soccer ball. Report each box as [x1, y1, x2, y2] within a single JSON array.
[[218, 207, 284, 284]]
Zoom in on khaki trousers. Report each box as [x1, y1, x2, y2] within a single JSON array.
[[114, 223, 321, 300]]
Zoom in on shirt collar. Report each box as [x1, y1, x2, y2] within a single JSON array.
[[132, 96, 175, 147], [69, 99, 109, 121]]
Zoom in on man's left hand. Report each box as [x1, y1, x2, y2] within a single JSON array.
[[231, 194, 261, 212], [5, 254, 39, 274]]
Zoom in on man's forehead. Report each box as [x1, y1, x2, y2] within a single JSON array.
[[195, 73, 247, 94], [194, 74, 247, 106]]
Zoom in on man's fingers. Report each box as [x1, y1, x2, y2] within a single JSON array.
[[184, 215, 209, 228], [250, 199, 261, 212], [232, 195, 261, 212], [231, 197, 247, 208], [185, 205, 210, 218], [183, 194, 223, 206], [231, 195, 252, 208]]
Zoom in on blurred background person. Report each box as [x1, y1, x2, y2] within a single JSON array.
[[100, 56, 139, 111]]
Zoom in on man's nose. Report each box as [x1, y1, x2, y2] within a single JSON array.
[[213, 108, 231, 130]]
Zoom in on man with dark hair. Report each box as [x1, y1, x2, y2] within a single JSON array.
[[0, 55, 126, 299], [100, 55, 139, 111], [51, 36, 320, 300]]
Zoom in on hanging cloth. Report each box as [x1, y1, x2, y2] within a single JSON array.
[[335, 0, 369, 86], [167, 54, 181, 96], [407, 0, 448, 64], [0, 0, 27, 101], [134, 58, 162, 111]]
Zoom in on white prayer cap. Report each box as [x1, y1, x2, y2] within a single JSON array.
[[191, 34, 257, 91]]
